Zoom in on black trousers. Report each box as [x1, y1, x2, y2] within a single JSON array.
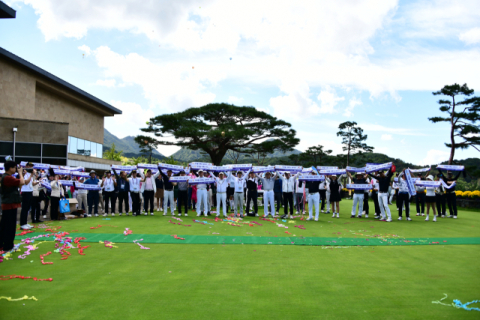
[[143, 190, 155, 213], [397, 193, 410, 217], [0, 208, 17, 251], [178, 190, 188, 214], [87, 191, 99, 215], [50, 196, 60, 220], [118, 192, 129, 213], [372, 192, 380, 215], [319, 190, 326, 210], [40, 190, 50, 217], [283, 192, 294, 216], [436, 194, 446, 215], [246, 190, 258, 215], [32, 196, 41, 222], [20, 191, 33, 225], [104, 191, 116, 214], [446, 192, 457, 216], [275, 192, 283, 212], [395, 189, 399, 208], [415, 192, 426, 214], [363, 192, 369, 215], [131, 192, 140, 215]]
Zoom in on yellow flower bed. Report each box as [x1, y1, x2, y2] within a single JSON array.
[[456, 190, 480, 199]]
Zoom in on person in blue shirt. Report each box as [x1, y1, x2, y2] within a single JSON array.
[[274, 175, 283, 215], [84, 170, 100, 217]]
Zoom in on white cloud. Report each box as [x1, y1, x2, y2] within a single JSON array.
[[227, 96, 243, 104], [317, 86, 345, 114], [95, 79, 116, 87], [78, 44, 91, 56], [459, 27, 480, 45], [381, 134, 392, 141], [419, 149, 450, 166], [104, 100, 155, 139], [360, 123, 425, 136], [344, 97, 362, 117]]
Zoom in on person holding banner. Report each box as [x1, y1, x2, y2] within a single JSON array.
[[367, 164, 395, 222], [49, 169, 63, 221], [437, 168, 463, 218], [424, 175, 438, 222], [113, 169, 130, 216], [279, 172, 296, 219], [0, 161, 25, 251], [415, 174, 427, 217], [175, 171, 189, 217], [140, 169, 160, 216], [75, 176, 88, 217], [299, 172, 322, 221], [19, 162, 35, 230], [319, 180, 327, 213], [101, 171, 117, 216], [84, 170, 100, 217], [155, 174, 164, 212], [435, 173, 447, 217], [227, 169, 251, 218], [210, 171, 229, 217], [295, 177, 305, 215], [128, 170, 142, 216], [326, 175, 343, 218], [256, 171, 277, 218], [370, 177, 381, 218], [194, 169, 209, 217], [396, 169, 412, 221], [274, 175, 283, 215], [31, 172, 43, 223], [161, 169, 175, 216], [346, 171, 368, 218], [246, 172, 259, 217], [97, 175, 105, 214]]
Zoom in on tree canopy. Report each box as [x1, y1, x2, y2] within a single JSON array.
[[134, 135, 161, 164], [140, 103, 300, 165], [336, 121, 374, 167], [429, 83, 480, 164]]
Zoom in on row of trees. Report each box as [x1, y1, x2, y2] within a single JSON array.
[[121, 83, 479, 167]]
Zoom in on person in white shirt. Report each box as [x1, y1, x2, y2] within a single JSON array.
[[128, 170, 142, 216], [227, 169, 251, 218], [425, 175, 438, 222], [195, 169, 209, 217], [256, 171, 277, 218], [227, 171, 236, 214], [50, 173, 63, 221], [76, 177, 88, 218], [97, 175, 105, 214], [294, 176, 305, 215], [278, 171, 296, 219], [139, 169, 161, 216], [101, 171, 117, 216], [31, 172, 42, 223], [19, 162, 34, 229], [396, 169, 412, 221], [210, 172, 229, 217]]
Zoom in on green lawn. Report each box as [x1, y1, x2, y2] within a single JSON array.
[[1, 200, 479, 320]]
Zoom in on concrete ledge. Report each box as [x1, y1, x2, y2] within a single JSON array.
[[68, 153, 121, 170]]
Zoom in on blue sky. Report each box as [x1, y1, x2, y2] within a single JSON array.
[[2, 0, 480, 165]]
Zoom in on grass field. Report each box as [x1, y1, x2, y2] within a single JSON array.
[[1, 200, 479, 320]]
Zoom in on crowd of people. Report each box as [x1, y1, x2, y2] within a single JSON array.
[[0, 160, 464, 252]]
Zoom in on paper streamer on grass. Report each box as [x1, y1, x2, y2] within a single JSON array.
[[404, 169, 416, 197], [436, 165, 464, 171], [133, 239, 150, 249], [0, 295, 38, 302], [432, 294, 480, 312]]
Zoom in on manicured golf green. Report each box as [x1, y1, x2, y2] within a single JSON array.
[[2, 200, 479, 320]]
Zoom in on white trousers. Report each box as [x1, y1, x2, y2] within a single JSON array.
[[326, 191, 331, 212], [196, 188, 208, 215], [216, 192, 227, 216], [164, 190, 175, 215], [378, 192, 392, 219], [308, 192, 320, 220], [76, 193, 87, 212], [263, 190, 275, 217], [352, 194, 364, 216], [234, 192, 244, 216]]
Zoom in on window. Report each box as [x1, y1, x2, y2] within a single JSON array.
[[43, 144, 67, 158], [77, 138, 84, 155], [16, 143, 41, 157], [0, 141, 13, 156], [84, 140, 91, 156], [69, 136, 77, 154], [68, 136, 103, 158]]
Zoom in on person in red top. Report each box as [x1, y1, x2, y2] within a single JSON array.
[[0, 161, 25, 252]]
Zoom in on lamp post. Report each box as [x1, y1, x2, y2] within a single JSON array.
[[13, 127, 17, 161]]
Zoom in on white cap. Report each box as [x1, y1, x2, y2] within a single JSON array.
[[427, 175, 434, 181]]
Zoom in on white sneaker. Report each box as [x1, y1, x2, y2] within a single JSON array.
[[43, 215, 47, 219], [126, 213, 129, 216], [314, 218, 318, 221], [416, 213, 420, 216], [425, 216, 429, 221], [442, 215, 445, 218], [336, 213, 339, 218], [362, 211, 366, 214], [365, 214, 369, 218], [20, 224, 32, 230], [306, 217, 313, 221], [151, 213, 154, 216], [160, 208, 163, 212], [386, 218, 392, 222], [332, 213, 335, 218], [196, 213, 201, 217], [103, 213, 107, 217], [398, 217, 402, 221], [216, 214, 220, 217], [422, 213, 425, 216], [172, 213, 175, 216], [276, 212, 279, 215], [296, 211, 299, 215], [111, 213, 115, 217], [119, 213, 122, 216], [407, 217, 412, 221], [95, 214, 99, 217], [433, 216, 437, 222], [87, 214, 92, 217], [453, 216, 457, 219], [178, 213, 181, 216], [163, 212, 167, 216], [184, 214, 188, 217], [144, 212, 148, 216], [290, 215, 293, 219], [321, 210, 324, 213]]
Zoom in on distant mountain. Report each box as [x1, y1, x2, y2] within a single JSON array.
[[103, 129, 165, 159], [172, 145, 301, 163]]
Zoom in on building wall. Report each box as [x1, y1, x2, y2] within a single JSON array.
[[0, 117, 68, 144], [0, 59, 106, 144]]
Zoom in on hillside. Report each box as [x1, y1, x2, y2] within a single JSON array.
[[103, 129, 165, 159], [171, 146, 301, 163]]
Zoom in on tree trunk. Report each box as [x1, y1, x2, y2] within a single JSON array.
[[449, 95, 456, 165]]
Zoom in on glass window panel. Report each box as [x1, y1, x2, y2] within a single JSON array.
[[97, 144, 103, 158], [77, 139, 84, 155], [84, 140, 91, 156], [47, 158, 67, 166], [15, 157, 41, 164], [69, 136, 77, 154], [16, 143, 41, 157], [90, 143, 97, 157], [43, 144, 67, 158], [0, 141, 14, 156]]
